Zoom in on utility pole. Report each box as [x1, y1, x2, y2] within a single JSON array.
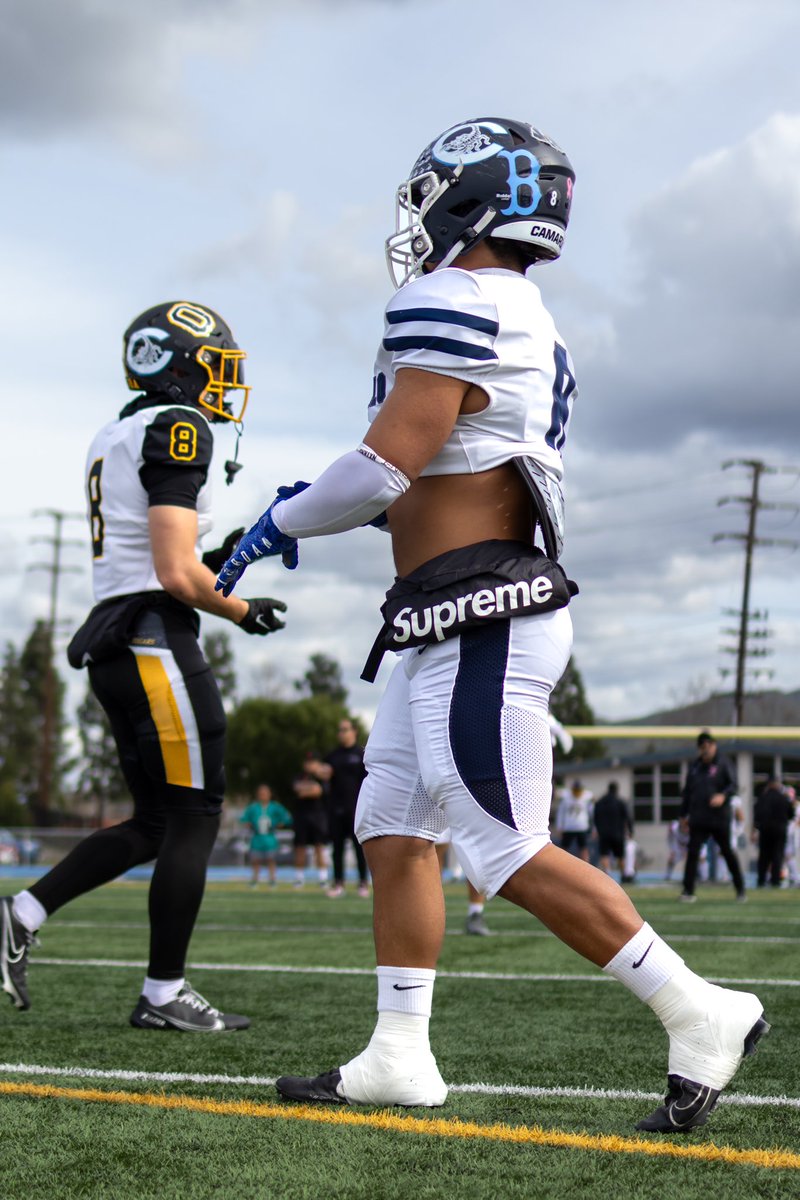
[[714, 461, 799, 727], [28, 509, 84, 818]]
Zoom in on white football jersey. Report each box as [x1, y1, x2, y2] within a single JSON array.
[[369, 267, 577, 485], [85, 401, 214, 602]]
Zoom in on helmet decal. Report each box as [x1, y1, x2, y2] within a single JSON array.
[[126, 328, 172, 375], [167, 302, 216, 338], [387, 117, 575, 288], [429, 120, 509, 167], [497, 149, 542, 216], [122, 301, 250, 424]]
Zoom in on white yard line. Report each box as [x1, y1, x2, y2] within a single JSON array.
[[0, 1060, 796, 1110], [44, 921, 800, 944], [30, 957, 800, 987]]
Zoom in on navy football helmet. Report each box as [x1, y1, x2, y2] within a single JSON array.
[[386, 118, 575, 287], [123, 301, 250, 423]]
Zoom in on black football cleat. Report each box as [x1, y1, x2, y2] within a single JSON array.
[[130, 982, 250, 1032], [636, 1074, 721, 1132], [0, 896, 36, 1011], [637, 1014, 770, 1133], [276, 1069, 347, 1104]]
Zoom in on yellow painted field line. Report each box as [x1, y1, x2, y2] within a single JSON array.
[[1, 1081, 799, 1171]]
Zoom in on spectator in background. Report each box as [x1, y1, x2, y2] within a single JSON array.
[[752, 777, 795, 889], [679, 732, 746, 903], [311, 720, 370, 898], [784, 787, 799, 887], [555, 780, 593, 862], [715, 794, 746, 885], [592, 782, 634, 881], [239, 783, 292, 888], [666, 819, 709, 883], [291, 752, 330, 888]]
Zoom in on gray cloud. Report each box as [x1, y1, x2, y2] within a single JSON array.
[[571, 114, 800, 456], [0, 0, 409, 143]]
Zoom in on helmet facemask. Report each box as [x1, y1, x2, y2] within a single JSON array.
[[386, 169, 450, 288], [195, 345, 250, 423]]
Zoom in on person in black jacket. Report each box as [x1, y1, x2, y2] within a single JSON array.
[[680, 732, 746, 902], [311, 720, 370, 898], [593, 782, 634, 879], [752, 777, 795, 887]]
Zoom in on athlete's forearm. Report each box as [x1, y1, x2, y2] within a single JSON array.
[[158, 556, 249, 623]]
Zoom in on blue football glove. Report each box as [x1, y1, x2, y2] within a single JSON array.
[[214, 482, 311, 597]]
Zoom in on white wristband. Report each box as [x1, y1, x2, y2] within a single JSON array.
[[272, 445, 410, 538]]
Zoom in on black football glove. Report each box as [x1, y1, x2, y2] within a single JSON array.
[[239, 597, 287, 636], [202, 528, 246, 575]]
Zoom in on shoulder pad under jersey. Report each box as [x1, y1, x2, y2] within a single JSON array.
[[383, 269, 500, 375], [141, 408, 213, 471]]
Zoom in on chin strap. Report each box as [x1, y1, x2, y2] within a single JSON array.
[[434, 207, 497, 272]]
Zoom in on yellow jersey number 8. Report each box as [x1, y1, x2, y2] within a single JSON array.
[[169, 422, 198, 462]]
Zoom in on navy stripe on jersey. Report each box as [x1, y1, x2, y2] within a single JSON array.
[[383, 335, 498, 362], [386, 307, 499, 336], [449, 621, 515, 829]]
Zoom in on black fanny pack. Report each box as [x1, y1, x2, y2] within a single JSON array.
[[66, 591, 198, 669], [361, 539, 578, 682]]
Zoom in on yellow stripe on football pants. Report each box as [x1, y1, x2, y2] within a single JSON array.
[[133, 651, 193, 787]]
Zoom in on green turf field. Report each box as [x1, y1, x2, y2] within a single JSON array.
[[1, 879, 797, 1199]]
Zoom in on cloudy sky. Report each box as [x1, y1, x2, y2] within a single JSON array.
[[2, 0, 799, 724]]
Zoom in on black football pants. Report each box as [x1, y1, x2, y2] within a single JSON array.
[[31, 606, 226, 979], [682, 823, 745, 895]]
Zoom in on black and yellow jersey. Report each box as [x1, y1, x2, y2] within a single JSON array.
[[84, 395, 214, 601]]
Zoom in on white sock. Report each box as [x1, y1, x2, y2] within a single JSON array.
[[602, 922, 685, 1003], [13, 891, 47, 934], [142, 976, 184, 1007], [468, 903, 484, 917], [377, 965, 436, 1017], [318, 869, 328, 884]]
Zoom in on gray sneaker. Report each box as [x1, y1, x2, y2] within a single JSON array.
[[465, 911, 491, 936], [130, 982, 250, 1032], [0, 896, 36, 1011]]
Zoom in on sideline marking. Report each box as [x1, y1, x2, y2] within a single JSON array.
[[30, 958, 800, 988], [44, 920, 800, 945], [0, 1080, 797, 1170], [0, 1062, 797, 1111]]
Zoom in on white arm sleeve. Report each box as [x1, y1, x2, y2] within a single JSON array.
[[271, 445, 410, 538]]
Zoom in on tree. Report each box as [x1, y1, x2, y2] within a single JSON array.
[[202, 630, 237, 706], [74, 683, 128, 824], [0, 623, 70, 822], [294, 653, 347, 704], [550, 657, 605, 762], [226, 693, 352, 802]]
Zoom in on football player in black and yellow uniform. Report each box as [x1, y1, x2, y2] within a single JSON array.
[[1, 301, 285, 1031]]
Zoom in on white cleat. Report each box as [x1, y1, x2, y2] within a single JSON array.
[[339, 1045, 448, 1107], [665, 983, 766, 1089], [639, 980, 769, 1132]]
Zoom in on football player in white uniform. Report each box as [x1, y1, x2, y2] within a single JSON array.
[[0, 301, 287, 1032], [215, 119, 767, 1130]]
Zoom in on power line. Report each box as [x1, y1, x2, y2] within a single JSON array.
[[713, 461, 800, 727], [27, 508, 84, 815]]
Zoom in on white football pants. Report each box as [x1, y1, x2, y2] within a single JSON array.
[[355, 609, 573, 898]]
